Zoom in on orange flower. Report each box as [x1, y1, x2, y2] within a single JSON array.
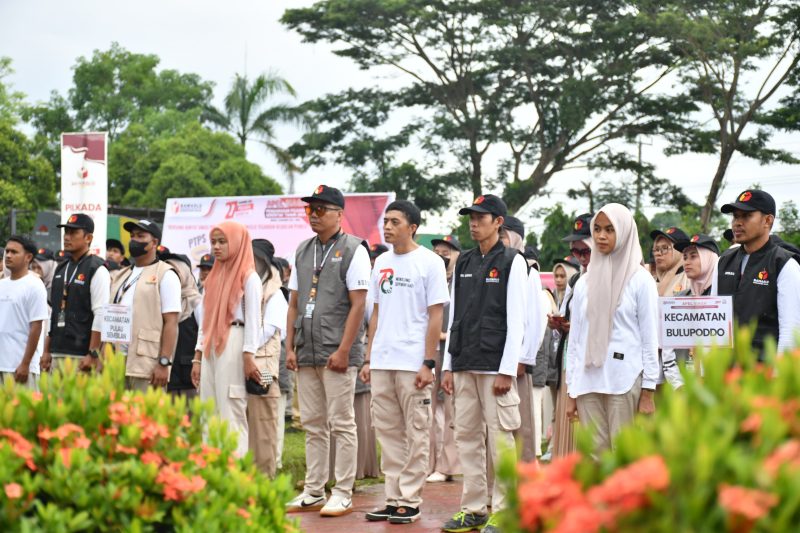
[[156, 462, 207, 502], [718, 484, 778, 521], [59, 447, 73, 468], [587, 456, 670, 514], [180, 415, 191, 428], [31, 391, 43, 402], [764, 440, 800, 478], [740, 413, 762, 433], [0, 428, 37, 471], [725, 367, 743, 384], [188, 453, 207, 468], [54, 423, 85, 440], [117, 445, 138, 455], [141, 452, 163, 466], [237, 508, 251, 519], [4, 483, 22, 499]]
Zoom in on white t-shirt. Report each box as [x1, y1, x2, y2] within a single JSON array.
[[260, 290, 289, 345], [288, 242, 371, 292], [369, 246, 450, 372], [0, 274, 49, 374]]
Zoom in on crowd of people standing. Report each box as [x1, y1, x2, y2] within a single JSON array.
[[1, 185, 799, 533]]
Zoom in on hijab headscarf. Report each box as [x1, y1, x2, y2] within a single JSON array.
[[655, 238, 684, 296], [34, 259, 57, 292], [687, 245, 718, 296], [201, 221, 255, 356], [584, 203, 645, 367], [505, 229, 525, 252], [553, 262, 578, 307]]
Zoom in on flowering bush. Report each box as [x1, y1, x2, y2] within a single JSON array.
[[502, 328, 800, 533], [0, 355, 296, 532]]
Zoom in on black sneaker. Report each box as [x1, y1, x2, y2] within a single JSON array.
[[442, 511, 488, 532], [365, 505, 398, 521], [388, 506, 420, 524]]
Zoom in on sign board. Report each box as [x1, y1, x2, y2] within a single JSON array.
[[161, 193, 395, 267], [101, 303, 132, 344], [60, 132, 108, 257], [660, 296, 734, 349]]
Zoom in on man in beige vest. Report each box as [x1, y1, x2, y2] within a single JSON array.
[[247, 239, 288, 477], [109, 220, 180, 391]]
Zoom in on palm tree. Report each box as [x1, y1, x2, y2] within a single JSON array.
[[205, 72, 303, 193]]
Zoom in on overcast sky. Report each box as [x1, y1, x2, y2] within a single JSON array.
[[1, 0, 798, 235]]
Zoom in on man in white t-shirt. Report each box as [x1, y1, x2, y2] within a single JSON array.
[[0, 236, 49, 389], [109, 220, 181, 391], [359, 200, 449, 525]]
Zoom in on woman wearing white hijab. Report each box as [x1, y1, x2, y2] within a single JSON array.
[[565, 203, 659, 454]]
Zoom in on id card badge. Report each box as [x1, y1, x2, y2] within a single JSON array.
[[57, 310, 66, 328], [101, 303, 133, 344], [304, 302, 315, 319]]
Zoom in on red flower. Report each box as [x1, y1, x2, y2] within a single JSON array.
[[740, 413, 762, 433], [764, 440, 800, 478], [188, 453, 207, 468], [59, 447, 73, 468], [4, 483, 22, 499], [718, 484, 778, 521], [116, 445, 138, 455], [141, 451, 163, 466], [0, 429, 37, 471], [237, 508, 251, 519], [156, 462, 206, 502]]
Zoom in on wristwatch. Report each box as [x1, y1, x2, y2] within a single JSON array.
[[158, 357, 172, 367], [422, 359, 436, 370], [88, 349, 100, 359]]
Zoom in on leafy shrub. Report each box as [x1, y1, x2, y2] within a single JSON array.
[[501, 328, 800, 532], [0, 355, 297, 532]]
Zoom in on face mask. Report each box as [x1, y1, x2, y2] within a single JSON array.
[[129, 240, 149, 258], [441, 255, 450, 269]]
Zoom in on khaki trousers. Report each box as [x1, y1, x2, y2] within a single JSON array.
[[200, 327, 249, 457], [576, 375, 642, 456], [429, 353, 460, 476], [125, 376, 160, 392], [247, 394, 280, 477], [514, 373, 537, 462], [371, 370, 432, 508], [0, 372, 38, 390], [276, 392, 288, 470], [297, 365, 358, 498], [51, 354, 82, 373], [453, 373, 520, 515]]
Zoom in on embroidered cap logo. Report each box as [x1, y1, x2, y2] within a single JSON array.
[[574, 220, 583, 231], [739, 191, 753, 202], [691, 235, 700, 243], [68, 215, 77, 223], [474, 196, 485, 205], [666, 227, 676, 234], [315, 185, 325, 195]]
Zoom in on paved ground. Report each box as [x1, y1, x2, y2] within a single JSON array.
[[295, 479, 463, 533]]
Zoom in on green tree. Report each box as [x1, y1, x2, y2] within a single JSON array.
[[537, 204, 575, 270], [648, 0, 800, 230], [0, 57, 24, 125], [205, 73, 302, 192], [778, 200, 800, 247]]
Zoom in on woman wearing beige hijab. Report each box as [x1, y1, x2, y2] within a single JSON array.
[[650, 227, 690, 296], [565, 204, 660, 454]]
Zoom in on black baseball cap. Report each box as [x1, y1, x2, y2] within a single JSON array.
[[502, 215, 525, 238], [458, 194, 507, 217], [123, 219, 162, 241], [553, 255, 581, 270], [106, 239, 125, 253], [431, 235, 462, 252], [301, 184, 345, 209], [523, 245, 539, 261], [368, 243, 389, 259], [721, 189, 776, 216], [723, 229, 734, 243], [562, 213, 593, 242], [252, 239, 276, 263], [35, 247, 55, 261], [650, 227, 689, 244], [198, 254, 215, 269], [58, 213, 95, 233], [675, 233, 720, 255]]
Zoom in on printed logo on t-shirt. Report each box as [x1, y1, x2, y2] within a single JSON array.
[[485, 268, 500, 283], [753, 269, 769, 286], [379, 268, 394, 294]]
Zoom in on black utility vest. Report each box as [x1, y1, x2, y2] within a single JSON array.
[[717, 239, 791, 360], [49, 254, 105, 355], [448, 240, 518, 372]]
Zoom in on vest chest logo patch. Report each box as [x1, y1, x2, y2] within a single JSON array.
[[331, 250, 343, 263], [753, 269, 769, 286], [485, 268, 500, 283], [74, 273, 86, 286], [379, 268, 394, 294]]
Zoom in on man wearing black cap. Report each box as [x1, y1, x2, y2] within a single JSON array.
[[1, 235, 49, 388], [285, 185, 371, 516], [368, 243, 389, 268], [109, 219, 181, 390], [42, 214, 110, 374], [106, 238, 130, 268], [650, 227, 690, 297], [197, 254, 215, 293], [440, 194, 528, 533], [713, 189, 800, 358]]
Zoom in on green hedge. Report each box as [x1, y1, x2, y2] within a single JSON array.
[[0, 355, 297, 532]]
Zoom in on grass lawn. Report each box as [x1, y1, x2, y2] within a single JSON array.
[[278, 427, 384, 492]]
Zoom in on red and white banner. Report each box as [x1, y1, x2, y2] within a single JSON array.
[[60, 132, 108, 256], [161, 193, 395, 266]]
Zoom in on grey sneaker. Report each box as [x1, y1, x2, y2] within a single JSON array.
[[442, 511, 488, 532], [481, 513, 502, 532]]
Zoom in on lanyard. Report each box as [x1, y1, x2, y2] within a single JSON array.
[[60, 255, 88, 310], [114, 270, 144, 304], [308, 233, 340, 303]]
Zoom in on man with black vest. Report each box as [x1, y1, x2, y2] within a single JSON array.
[[41, 214, 110, 374], [285, 185, 371, 517], [441, 194, 528, 533], [712, 189, 800, 358]]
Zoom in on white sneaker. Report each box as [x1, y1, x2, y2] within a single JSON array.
[[426, 471, 448, 483], [319, 494, 353, 517], [286, 492, 326, 513]]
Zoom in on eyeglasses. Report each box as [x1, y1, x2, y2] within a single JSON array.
[[653, 246, 674, 255], [570, 248, 591, 257], [304, 205, 342, 217]]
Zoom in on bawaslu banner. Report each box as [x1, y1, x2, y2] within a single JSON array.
[[60, 132, 108, 256], [161, 193, 396, 266]]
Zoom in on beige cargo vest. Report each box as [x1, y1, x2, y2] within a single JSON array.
[[110, 261, 176, 379]]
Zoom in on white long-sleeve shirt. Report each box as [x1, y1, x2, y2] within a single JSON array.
[[566, 268, 660, 397], [711, 255, 800, 354], [195, 271, 263, 355], [259, 290, 288, 346], [443, 254, 528, 376], [521, 268, 546, 365]]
